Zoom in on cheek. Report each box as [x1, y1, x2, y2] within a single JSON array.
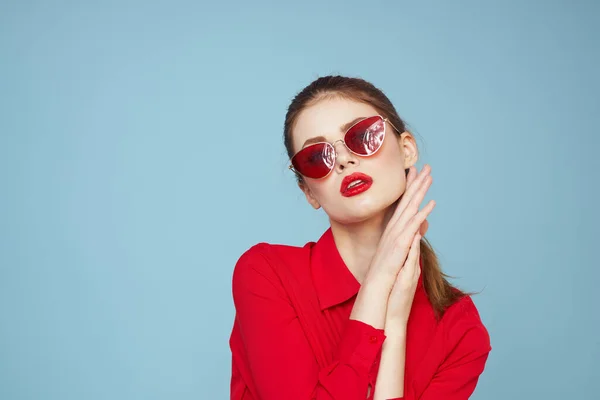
[[378, 136, 405, 166], [371, 144, 408, 196], [366, 145, 405, 181], [309, 179, 338, 201]]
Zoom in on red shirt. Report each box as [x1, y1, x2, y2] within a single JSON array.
[[230, 228, 491, 400]]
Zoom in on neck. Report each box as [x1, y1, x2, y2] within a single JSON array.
[[329, 199, 398, 284]]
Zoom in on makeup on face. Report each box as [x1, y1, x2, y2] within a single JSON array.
[[289, 115, 398, 180], [340, 172, 374, 197]]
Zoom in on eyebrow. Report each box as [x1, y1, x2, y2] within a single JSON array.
[[300, 116, 367, 148]]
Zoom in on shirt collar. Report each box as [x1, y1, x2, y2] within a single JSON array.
[[311, 227, 425, 311], [311, 227, 361, 310]]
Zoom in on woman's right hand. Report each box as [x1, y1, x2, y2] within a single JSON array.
[[363, 164, 435, 292]]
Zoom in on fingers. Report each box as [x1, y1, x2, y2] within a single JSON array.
[[392, 174, 433, 232], [403, 165, 430, 203], [409, 164, 431, 193], [419, 219, 429, 236], [406, 165, 418, 188], [411, 233, 421, 269], [389, 165, 432, 226], [399, 232, 421, 282], [407, 200, 436, 238], [415, 233, 421, 279]]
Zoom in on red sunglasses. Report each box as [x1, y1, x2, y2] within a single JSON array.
[[289, 115, 400, 179]]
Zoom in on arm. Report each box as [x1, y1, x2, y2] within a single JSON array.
[[373, 314, 490, 400], [378, 301, 491, 400], [373, 322, 407, 400], [231, 246, 391, 400], [373, 233, 422, 400], [416, 323, 490, 400]]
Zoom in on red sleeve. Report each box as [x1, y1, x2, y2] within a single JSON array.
[[408, 300, 491, 400], [231, 246, 385, 400]]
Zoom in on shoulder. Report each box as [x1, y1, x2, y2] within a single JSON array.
[[231, 241, 312, 296], [233, 241, 310, 275], [440, 295, 491, 354], [233, 242, 273, 275], [232, 242, 279, 286]]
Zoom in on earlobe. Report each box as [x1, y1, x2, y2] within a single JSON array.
[[306, 193, 321, 210], [405, 152, 417, 169], [298, 182, 321, 210], [399, 132, 418, 169]]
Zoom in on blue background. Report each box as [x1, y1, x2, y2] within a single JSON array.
[[1, 0, 598, 399]]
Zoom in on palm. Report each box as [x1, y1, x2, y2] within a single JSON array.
[[386, 220, 427, 324]]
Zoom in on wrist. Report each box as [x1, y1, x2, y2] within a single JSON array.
[[363, 272, 394, 293], [384, 318, 408, 336], [348, 286, 387, 329]]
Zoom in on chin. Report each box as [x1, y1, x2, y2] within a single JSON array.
[[326, 197, 392, 225]]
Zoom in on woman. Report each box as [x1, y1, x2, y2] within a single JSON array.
[[229, 75, 491, 400]]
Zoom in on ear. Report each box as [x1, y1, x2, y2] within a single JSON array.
[[298, 181, 321, 210], [398, 131, 419, 169]]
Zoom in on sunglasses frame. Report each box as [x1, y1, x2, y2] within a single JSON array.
[[288, 114, 401, 179]]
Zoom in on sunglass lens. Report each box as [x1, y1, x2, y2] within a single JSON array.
[[291, 143, 335, 179], [345, 116, 385, 155]]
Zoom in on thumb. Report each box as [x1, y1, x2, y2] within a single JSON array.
[[419, 219, 429, 236]]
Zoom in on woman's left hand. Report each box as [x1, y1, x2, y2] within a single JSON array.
[[385, 228, 423, 327]]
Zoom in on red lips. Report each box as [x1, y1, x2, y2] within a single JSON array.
[[340, 172, 374, 197]]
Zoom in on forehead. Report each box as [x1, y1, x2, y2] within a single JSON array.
[[292, 97, 380, 152]]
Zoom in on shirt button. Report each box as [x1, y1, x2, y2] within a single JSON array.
[[369, 335, 378, 344]]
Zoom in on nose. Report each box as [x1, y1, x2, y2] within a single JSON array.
[[332, 139, 359, 172]]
